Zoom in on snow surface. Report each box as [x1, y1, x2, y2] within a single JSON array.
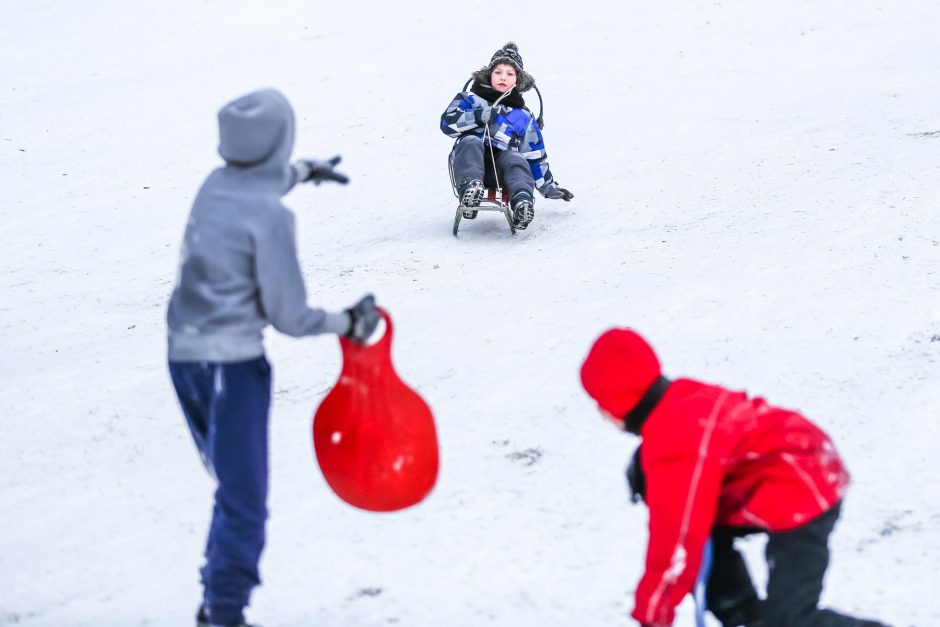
[[2, 1, 939, 625]]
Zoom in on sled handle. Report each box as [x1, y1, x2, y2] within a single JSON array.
[[373, 307, 394, 350], [339, 307, 394, 361]]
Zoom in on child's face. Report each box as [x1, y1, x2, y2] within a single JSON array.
[[490, 64, 518, 92], [599, 407, 626, 430]]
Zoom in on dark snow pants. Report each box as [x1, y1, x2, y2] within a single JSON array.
[[169, 356, 271, 626], [707, 502, 874, 627], [451, 135, 535, 203]]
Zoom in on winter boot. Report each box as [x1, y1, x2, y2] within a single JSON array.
[[717, 608, 762, 626], [197, 604, 260, 627], [457, 179, 484, 219], [710, 593, 761, 627], [511, 190, 534, 230]]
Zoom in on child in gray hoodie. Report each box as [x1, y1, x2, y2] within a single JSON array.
[[166, 89, 378, 627]]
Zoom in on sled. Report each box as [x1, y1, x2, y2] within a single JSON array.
[[448, 150, 516, 236], [313, 308, 439, 512]]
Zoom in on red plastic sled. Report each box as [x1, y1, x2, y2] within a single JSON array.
[[313, 309, 439, 512]]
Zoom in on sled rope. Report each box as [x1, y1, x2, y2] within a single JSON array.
[[484, 86, 515, 197]]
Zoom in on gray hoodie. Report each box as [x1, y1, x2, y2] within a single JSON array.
[[167, 89, 349, 363]]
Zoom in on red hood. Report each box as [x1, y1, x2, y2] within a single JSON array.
[[580, 328, 662, 418]]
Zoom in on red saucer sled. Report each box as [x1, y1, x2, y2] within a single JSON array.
[[313, 309, 439, 512]]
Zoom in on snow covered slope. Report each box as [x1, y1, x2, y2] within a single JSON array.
[[1, 1, 938, 625]]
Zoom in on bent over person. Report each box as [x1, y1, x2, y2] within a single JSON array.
[[579, 328, 891, 627]]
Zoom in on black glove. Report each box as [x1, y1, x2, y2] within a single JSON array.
[[296, 156, 349, 185], [626, 446, 646, 504], [543, 183, 573, 201], [344, 294, 379, 343]]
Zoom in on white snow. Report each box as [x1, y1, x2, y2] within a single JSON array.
[[2, 1, 939, 625]]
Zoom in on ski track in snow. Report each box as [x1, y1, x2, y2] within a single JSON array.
[[1, 1, 939, 626]]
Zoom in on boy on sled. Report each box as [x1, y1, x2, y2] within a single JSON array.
[[440, 42, 572, 230]]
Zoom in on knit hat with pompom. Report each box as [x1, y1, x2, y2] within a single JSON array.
[[472, 41, 536, 92]]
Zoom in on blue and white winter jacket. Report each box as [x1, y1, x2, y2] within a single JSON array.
[[440, 90, 558, 195]]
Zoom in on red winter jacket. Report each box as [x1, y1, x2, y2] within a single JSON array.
[[632, 378, 849, 626]]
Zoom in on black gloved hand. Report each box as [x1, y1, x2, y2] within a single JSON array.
[[543, 183, 574, 201], [344, 294, 380, 343], [296, 156, 349, 185], [626, 446, 646, 504]]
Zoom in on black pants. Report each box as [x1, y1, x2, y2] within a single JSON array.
[[707, 503, 868, 627]]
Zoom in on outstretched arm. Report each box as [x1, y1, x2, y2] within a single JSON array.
[[632, 427, 724, 627]]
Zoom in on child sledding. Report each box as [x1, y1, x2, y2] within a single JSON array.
[[440, 42, 573, 234]]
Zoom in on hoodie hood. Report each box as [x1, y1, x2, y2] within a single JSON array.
[[580, 328, 663, 419], [217, 89, 295, 185]]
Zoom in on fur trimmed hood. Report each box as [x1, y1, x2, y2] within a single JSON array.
[[472, 41, 536, 93]]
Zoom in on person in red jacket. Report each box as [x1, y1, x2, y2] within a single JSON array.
[[579, 328, 891, 627]]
